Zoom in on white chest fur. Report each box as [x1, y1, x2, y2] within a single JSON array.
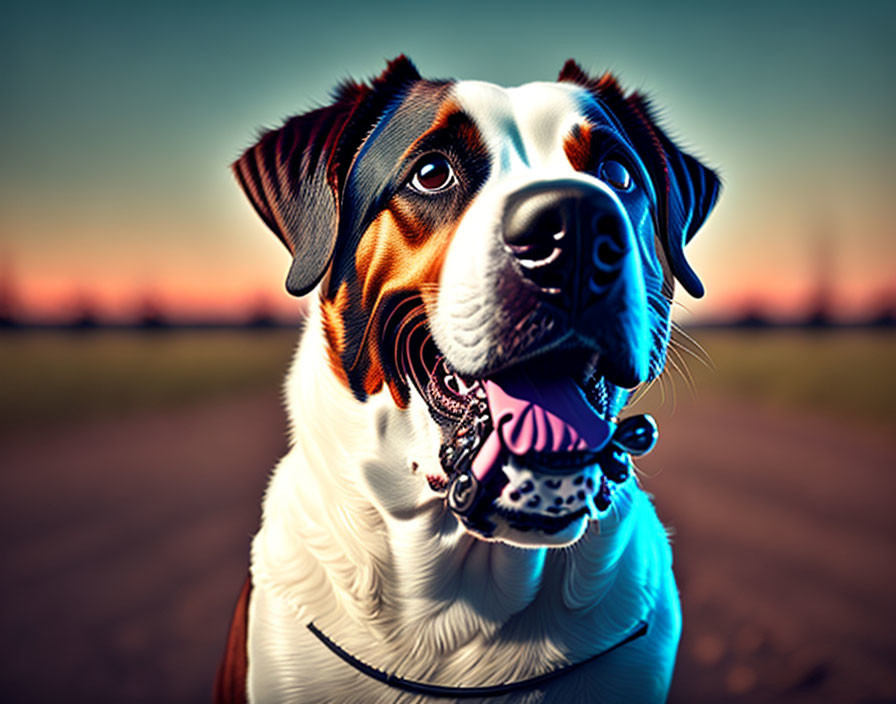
[[245, 307, 681, 703]]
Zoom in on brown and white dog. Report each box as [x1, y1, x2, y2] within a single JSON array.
[[216, 56, 719, 703]]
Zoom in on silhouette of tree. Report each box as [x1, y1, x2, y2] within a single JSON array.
[[246, 292, 277, 329], [804, 218, 834, 328], [135, 290, 169, 330], [0, 254, 19, 328], [866, 290, 895, 328], [70, 290, 99, 330]]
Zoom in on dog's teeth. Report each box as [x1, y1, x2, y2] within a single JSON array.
[[426, 474, 448, 493]]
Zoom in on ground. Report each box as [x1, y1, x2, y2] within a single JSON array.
[[0, 330, 894, 703]]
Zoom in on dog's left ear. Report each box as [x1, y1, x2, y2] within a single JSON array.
[[233, 56, 422, 296], [559, 61, 721, 298]]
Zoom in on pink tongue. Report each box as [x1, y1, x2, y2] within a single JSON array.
[[470, 371, 614, 481]]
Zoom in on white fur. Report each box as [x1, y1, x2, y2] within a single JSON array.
[[432, 82, 648, 380], [245, 80, 681, 703], [246, 308, 680, 703]]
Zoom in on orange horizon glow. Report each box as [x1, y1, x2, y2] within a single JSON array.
[[5, 273, 892, 324], [3, 5, 894, 327], [5, 277, 305, 322]]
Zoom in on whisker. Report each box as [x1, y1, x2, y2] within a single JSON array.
[[655, 367, 669, 408], [668, 337, 714, 373], [670, 297, 693, 315], [666, 346, 697, 399], [630, 458, 658, 481], [628, 378, 654, 407], [382, 295, 425, 333], [664, 370, 678, 414], [392, 305, 431, 386], [352, 293, 425, 373], [670, 322, 714, 370]]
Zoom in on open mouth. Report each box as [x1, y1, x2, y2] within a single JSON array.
[[397, 317, 657, 540]]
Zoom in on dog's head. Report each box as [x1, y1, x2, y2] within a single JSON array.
[[234, 56, 719, 548]]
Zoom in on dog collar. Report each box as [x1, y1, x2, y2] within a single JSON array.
[[306, 618, 648, 698]]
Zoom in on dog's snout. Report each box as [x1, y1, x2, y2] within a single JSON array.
[[502, 181, 631, 306], [588, 213, 628, 293]]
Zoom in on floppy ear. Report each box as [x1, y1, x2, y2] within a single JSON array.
[[558, 60, 721, 298], [233, 56, 422, 296]]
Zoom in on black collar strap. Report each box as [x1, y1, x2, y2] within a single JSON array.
[[306, 618, 648, 699]]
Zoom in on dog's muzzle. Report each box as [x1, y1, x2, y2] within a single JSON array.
[[502, 180, 632, 318], [416, 351, 659, 537]]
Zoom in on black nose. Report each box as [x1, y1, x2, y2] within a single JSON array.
[[502, 181, 630, 308]]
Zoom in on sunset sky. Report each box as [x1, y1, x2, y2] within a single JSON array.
[[2, 0, 894, 322]]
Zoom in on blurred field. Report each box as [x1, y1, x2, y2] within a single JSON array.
[[668, 329, 896, 428], [0, 329, 299, 430], [0, 327, 894, 703], [624, 328, 896, 432], [2, 327, 894, 431]]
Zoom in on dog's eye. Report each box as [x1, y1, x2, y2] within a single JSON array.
[[599, 160, 633, 192], [410, 155, 456, 193]]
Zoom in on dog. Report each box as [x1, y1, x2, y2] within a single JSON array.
[[215, 56, 719, 703]]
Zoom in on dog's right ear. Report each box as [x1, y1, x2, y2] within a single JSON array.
[[232, 56, 421, 296]]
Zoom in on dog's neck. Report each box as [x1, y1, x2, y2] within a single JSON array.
[[253, 305, 660, 678]]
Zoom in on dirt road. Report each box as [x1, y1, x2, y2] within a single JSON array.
[[1, 391, 893, 703]]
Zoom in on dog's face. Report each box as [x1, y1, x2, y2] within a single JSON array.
[[234, 56, 719, 548]]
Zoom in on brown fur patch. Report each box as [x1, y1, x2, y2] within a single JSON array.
[[563, 122, 595, 173], [320, 282, 350, 386], [351, 205, 460, 401]]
